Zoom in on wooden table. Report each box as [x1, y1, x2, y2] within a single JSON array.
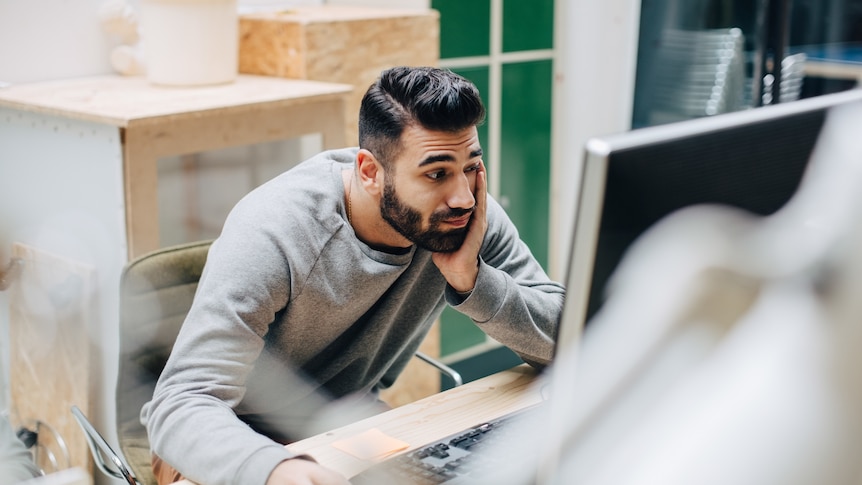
[[0, 74, 352, 259], [173, 365, 544, 483]]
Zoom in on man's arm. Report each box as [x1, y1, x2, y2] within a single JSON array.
[[143, 213, 343, 485], [431, 162, 487, 293], [433, 163, 565, 366], [445, 198, 565, 366]]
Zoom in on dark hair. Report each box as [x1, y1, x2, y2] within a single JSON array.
[[358, 66, 486, 169]]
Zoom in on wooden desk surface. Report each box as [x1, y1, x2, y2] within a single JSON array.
[[0, 73, 352, 259], [174, 365, 544, 483], [0, 74, 352, 128]]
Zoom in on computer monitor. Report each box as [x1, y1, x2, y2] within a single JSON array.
[[554, 87, 862, 358], [535, 87, 862, 485]]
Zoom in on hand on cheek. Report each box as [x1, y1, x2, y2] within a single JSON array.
[[432, 162, 487, 293]]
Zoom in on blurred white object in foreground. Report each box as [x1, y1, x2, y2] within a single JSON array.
[[464, 96, 862, 485], [537, 97, 862, 485]]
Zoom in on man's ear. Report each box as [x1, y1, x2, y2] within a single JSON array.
[[357, 149, 384, 197]]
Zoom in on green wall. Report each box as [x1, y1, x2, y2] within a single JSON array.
[[432, 0, 555, 358]]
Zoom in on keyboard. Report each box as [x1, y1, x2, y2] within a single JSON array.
[[350, 408, 537, 485]]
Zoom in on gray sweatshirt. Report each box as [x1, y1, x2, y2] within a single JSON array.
[[142, 148, 565, 485]]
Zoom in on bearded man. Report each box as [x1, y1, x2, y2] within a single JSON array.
[[143, 66, 565, 485]]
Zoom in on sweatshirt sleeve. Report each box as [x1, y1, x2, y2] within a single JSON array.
[[446, 196, 566, 367]]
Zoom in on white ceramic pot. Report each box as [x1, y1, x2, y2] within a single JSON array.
[[140, 0, 238, 86]]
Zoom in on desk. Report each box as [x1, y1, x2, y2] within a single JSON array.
[[0, 74, 352, 259], [173, 365, 543, 483]]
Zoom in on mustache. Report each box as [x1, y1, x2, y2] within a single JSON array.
[[429, 206, 475, 223]]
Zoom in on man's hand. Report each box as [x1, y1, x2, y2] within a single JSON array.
[[432, 162, 488, 293], [266, 458, 350, 485]]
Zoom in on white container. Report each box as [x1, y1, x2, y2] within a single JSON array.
[[140, 0, 238, 86]]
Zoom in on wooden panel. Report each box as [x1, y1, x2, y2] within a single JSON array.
[[239, 6, 440, 145], [9, 243, 95, 475], [239, 17, 307, 79]]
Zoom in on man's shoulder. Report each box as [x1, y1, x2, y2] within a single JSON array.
[[484, 194, 512, 230], [226, 148, 354, 234], [294, 147, 358, 172], [248, 147, 355, 198], [480, 194, 526, 254]]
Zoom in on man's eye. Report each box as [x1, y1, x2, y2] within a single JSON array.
[[427, 170, 447, 180]]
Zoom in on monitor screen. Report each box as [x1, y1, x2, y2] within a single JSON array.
[[554, 87, 862, 357]]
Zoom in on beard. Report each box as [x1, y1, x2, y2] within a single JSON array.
[[380, 177, 473, 253]]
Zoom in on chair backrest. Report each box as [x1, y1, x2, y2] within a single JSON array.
[[115, 240, 212, 485]]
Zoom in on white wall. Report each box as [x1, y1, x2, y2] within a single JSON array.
[[0, 0, 118, 84]]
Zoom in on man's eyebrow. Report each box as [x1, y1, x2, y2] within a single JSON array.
[[417, 149, 484, 167], [418, 154, 456, 167]]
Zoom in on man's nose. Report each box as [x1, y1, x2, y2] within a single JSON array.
[[448, 173, 476, 209]]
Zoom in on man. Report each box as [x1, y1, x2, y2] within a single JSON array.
[[143, 66, 565, 485]]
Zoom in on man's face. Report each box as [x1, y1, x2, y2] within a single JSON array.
[[379, 125, 483, 253]]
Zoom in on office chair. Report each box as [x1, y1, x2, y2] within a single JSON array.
[[70, 405, 139, 485], [71, 239, 211, 485], [74, 239, 460, 485]]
